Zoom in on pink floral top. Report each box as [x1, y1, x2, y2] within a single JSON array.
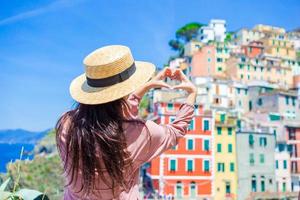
[[58, 93, 194, 200]]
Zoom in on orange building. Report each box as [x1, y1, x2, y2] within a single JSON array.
[[148, 102, 213, 199], [191, 43, 230, 78], [242, 41, 264, 58]]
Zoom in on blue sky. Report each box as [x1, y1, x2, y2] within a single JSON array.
[[0, 0, 299, 131]]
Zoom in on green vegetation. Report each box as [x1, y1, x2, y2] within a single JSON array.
[[168, 22, 205, 57], [0, 130, 64, 200]]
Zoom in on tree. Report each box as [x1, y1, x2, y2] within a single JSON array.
[[175, 22, 205, 42], [168, 39, 184, 57]]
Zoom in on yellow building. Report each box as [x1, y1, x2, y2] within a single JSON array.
[[226, 55, 293, 89], [260, 37, 296, 59], [213, 111, 238, 200], [253, 24, 285, 35]]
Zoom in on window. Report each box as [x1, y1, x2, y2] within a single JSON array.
[[228, 127, 232, 135], [217, 58, 223, 62], [283, 160, 287, 169], [169, 116, 176, 123], [208, 58, 211, 62], [217, 127, 222, 135], [250, 153, 255, 165], [217, 143, 222, 153], [285, 96, 289, 105], [171, 145, 177, 150], [176, 181, 183, 197], [170, 159, 177, 171], [258, 98, 263, 106], [203, 120, 210, 131], [220, 114, 226, 122], [292, 97, 296, 106], [218, 67, 222, 71], [249, 134, 254, 146], [204, 160, 210, 172], [190, 182, 196, 198], [230, 162, 235, 172], [261, 177, 265, 192], [203, 139, 210, 151], [252, 176, 257, 192], [167, 103, 173, 110], [283, 182, 286, 192], [225, 182, 231, 194], [228, 144, 233, 153], [260, 154, 265, 164], [187, 159, 193, 172], [189, 118, 195, 130], [237, 88, 241, 94], [259, 137, 267, 147], [187, 139, 194, 150], [276, 160, 279, 169], [249, 101, 252, 111], [217, 163, 225, 172]]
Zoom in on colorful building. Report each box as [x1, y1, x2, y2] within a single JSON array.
[[259, 37, 296, 60], [233, 28, 265, 45], [197, 19, 226, 43], [226, 54, 293, 89], [285, 123, 300, 192], [241, 41, 264, 58], [148, 102, 213, 199], [213, 111, 238, 199], [191, 43, 231, 77], [236, 127, 276, 200], [275, 142, 292, 193], [184, 40, 203, 57]]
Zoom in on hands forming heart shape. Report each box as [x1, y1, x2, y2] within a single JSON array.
[[150, 68, 197, 94]]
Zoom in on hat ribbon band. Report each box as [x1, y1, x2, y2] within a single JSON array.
[[86, 62, 136, 87]]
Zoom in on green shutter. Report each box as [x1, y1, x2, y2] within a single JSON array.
[[170, 159, 176, 171], [261, 180, 265, 192], [204, 120, 209, 131], [189, 119, 194, 130], [188, 139, 194, 150], [260, 154, 265, 164], [167, 103, 173, 110], [250, 153, 255, 165], [249, 134, 254, 146], [283, 160, 287, 169], [276, 160, 279, 169], [228, 144, 233, 153], [217, 144, 222, 153], [220, 114, 226, 122], [228, 127, 232, 135], [230, 162, 235, 172], [204, 140, 210, 151], [204, 160, 209, 171], [187, 160, 193, 171], [217, 127, 222, 135]]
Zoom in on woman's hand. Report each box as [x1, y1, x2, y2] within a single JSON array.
[[132, 68, 171, 98], [172, 70, 197, 94]]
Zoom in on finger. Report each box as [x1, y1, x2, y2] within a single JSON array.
[[158, 81, 171, 88]]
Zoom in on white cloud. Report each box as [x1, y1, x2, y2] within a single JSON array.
[[0, 0, 83, 26]]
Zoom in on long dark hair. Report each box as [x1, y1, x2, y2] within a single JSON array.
[[55, 98, 138, 195]]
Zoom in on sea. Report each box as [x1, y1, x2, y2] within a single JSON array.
[[0, 143, 34, 173]]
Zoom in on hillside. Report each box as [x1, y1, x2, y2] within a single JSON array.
[[0, 129, 49, 144], [0, 130, 64, 200]]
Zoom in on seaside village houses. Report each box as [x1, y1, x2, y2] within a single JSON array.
[[142, 19, 300, 199]]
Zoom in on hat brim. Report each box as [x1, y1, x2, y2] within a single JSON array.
[[69, 61, 156, 104]]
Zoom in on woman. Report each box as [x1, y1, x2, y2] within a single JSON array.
[[56, 45, 197, 200]]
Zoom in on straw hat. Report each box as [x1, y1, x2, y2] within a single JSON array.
[[70, 45, 156, 104]]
